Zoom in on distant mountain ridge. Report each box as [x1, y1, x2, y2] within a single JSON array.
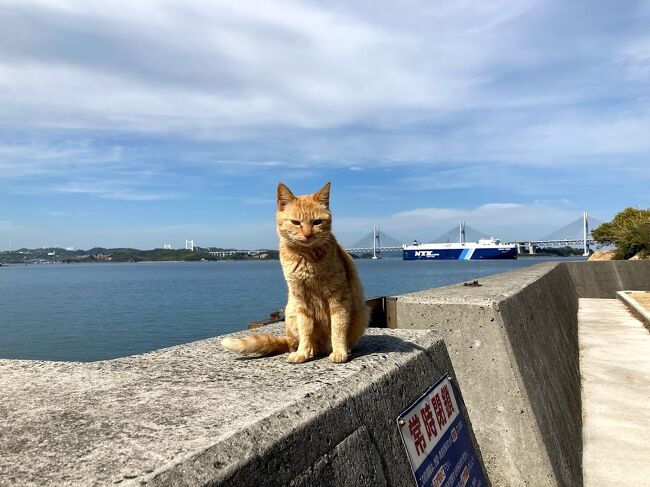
[[0, 247, 279, 264]]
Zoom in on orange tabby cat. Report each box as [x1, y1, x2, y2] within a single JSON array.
[[221, 182, 368, 363]]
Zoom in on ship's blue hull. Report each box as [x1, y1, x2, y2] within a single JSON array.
[[403, 246, 517, 260]]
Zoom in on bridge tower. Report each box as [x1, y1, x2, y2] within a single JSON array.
[[185, 239, 194, 251], [459, 221, 466, 244], [583, 211, 590, 256], [372, 226, 381, 259]]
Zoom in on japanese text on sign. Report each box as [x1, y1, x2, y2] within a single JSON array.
[[397, 375, 487, 487]]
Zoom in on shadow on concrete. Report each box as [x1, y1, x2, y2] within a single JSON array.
[[353, 333, 427, 359], [230, 332, 426, 362]]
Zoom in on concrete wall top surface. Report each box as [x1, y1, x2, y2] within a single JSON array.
[[397, 262, 560, 305], [0, 325, 485, 486], [397, 260, 650, 304]]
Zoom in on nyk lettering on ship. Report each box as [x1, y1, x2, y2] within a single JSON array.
[[415, 250, 440, 258]]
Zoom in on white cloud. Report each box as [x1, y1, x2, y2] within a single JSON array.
[[0, 0, 647, 175], [0, 0, 571, 140], [335, 201, 581, 244], [0, 0, 432, 133]]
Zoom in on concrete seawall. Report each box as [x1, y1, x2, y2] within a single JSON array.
[[394, 263, 579, 485], [3, 260, 649, 486], [393, 260, 650, 486], [565, 260, 650, 298], [0, 327, 486, 486]]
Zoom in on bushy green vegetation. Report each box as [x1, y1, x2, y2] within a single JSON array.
[[591, 207, 650, 259], [535, 246, 585, 257]]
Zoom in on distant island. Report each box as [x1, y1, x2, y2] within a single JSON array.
[[0, 247, 280, 264]]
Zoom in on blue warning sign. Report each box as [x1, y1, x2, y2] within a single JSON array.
[[397, 374, 487, 487]]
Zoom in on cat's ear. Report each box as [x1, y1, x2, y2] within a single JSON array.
[[313, 182, 331, 208], [277, 182, 296, 211]]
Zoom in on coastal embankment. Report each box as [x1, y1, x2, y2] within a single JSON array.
[[1, 260, 649, 486], [393, 260, 650, 485], [0, 328, 487, 486]]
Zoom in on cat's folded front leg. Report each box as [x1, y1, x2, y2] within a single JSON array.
[[287, 312, 315, 363], [329, 305, 350, 363]]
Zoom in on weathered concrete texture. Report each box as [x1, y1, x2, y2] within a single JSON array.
[[290, 426, 386, 487], [565, 260, 650, 298], [394, 263, 582, 486], [0, 326, 487, 486], [579, 299, 650, 486]]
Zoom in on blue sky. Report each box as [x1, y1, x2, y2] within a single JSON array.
[[1, 0, 649, 249]]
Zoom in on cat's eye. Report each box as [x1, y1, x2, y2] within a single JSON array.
[[290, 220, 301, 225], [313, 219, 323, 225]]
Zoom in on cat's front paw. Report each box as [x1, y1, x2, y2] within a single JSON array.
[[287, 351, 310, 364], [329, 350, 348, 363]]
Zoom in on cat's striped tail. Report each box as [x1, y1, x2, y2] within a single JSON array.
[[221, 334, 292, 356]]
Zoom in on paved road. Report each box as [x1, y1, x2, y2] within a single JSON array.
[[579, 298, 650, 486]]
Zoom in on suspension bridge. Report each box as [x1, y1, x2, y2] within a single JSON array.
[[344, 212, 603, 258], [180, 213, 603, 258]]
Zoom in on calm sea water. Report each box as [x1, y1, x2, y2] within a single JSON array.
[[0, 257, 581, 362]]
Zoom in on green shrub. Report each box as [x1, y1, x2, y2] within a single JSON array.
[[591, 207, 650, 259]]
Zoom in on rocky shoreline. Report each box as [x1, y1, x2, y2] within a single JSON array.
[[589, 250, 649, 261]]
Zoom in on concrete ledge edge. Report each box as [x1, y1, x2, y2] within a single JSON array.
[[617, 291, 650, 327]]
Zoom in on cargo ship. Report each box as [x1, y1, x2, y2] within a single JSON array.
[[402, 222, 517, 260]]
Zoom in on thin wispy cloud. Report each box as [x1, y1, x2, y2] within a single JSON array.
[[0, 220, 22, 232], [52, 180, 179, 201], [0, 140, 123, 177]]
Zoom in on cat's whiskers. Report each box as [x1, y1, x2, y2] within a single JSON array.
[[314, 234, 334, 250]]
